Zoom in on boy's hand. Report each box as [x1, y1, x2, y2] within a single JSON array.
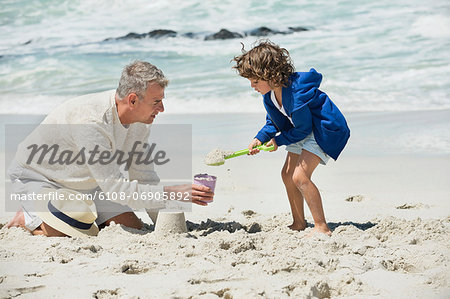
[[248, 138, 262, 155], [267, 138, 278, 152]]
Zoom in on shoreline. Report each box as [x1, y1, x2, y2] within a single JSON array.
[[3, 108, 449, 153]]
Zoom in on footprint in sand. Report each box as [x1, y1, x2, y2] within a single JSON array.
[[395, 203, 429, 209], [345, 195, 365, 202], [2, 285, 46, 298], [93, 288, 121, 299], [120, 260, 149, 274]]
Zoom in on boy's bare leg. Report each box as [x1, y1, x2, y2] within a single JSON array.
[[292, 150, 331, 236], [282, 152, 307, 230], [99, 212, 143, 230]]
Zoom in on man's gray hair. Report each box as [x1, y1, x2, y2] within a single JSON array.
[[116, 61, 169, 100]]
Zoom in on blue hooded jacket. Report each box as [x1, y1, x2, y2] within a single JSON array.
[[255, 69, 350, 160]]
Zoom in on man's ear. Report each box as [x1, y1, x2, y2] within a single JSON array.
[[127, 93, 138, 108]]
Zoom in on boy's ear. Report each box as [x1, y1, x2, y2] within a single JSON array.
[[269, 81, 281, 88]]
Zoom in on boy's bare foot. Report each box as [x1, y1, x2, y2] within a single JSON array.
[[288, 221, 307, 231], [6, 209, 26, 229], [306, 224, 332, 237]]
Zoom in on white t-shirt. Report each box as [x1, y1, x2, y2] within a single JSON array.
[[270, 91, 293, 125]]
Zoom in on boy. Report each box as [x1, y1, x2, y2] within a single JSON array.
[[233, 41, 350, 235]]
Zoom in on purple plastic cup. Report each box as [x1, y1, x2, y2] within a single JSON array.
[[194, 173, 217, 203], [194, 173, 217, 191]]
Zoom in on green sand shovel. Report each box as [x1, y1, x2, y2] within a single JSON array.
[[207, 143, 275, 166]]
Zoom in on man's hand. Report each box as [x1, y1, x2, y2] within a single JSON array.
[[248, 138, 262, 155], [192, 184, 214, 206], [164, 184, 214, 206]]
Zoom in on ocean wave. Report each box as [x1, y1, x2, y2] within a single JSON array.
[[410, 15, 450, 39], [1, 0, 449, 114]]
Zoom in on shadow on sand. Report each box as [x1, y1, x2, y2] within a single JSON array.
[[116, 220, 376, 236]]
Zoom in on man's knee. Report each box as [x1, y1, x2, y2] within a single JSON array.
[[101, 212, 143, 230]]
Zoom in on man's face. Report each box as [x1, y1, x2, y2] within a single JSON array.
[[248, 78, 272, 95], [134, 83, 165, 124]]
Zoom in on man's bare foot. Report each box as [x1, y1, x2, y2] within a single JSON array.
[[288, 221, 307, 231], [6, 209, 26, 229]]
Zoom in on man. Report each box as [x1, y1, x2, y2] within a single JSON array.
[[6, 61, 214, 236]]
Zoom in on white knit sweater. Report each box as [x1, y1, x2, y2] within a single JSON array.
[[15, 90, 166, 210]]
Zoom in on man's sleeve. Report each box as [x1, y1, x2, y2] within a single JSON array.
[[127, 127, 161, 185], [71, 124, 165, 210]]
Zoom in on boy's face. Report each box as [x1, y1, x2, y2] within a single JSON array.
[[248, 78, 272, 95]]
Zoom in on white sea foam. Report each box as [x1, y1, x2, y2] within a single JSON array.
[[0, 0, 449, 114], [411, 15, 450, 39]]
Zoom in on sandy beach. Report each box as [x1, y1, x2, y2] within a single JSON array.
[[1, 110, 449, 298]]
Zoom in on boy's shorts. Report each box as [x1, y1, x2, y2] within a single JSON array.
[[285, 133, 330, 165], [8, 160, 134, 231]]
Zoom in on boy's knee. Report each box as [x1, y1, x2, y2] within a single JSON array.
[[292, 171, 310, 191], [281, 168, 294, 185]]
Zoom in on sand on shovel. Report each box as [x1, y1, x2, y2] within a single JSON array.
[[204, 148, 234, 166]]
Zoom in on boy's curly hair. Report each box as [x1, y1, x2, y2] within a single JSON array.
[[232, 40, 295, 87]]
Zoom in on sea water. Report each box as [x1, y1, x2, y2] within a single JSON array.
[[0, 0, 449, 115]]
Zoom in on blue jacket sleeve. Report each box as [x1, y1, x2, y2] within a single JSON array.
[[255, 114, 279, 143], [274, 104, 312, 146]]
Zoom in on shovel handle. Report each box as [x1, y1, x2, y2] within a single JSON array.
[[224, 143, 275, 160], [258, 143, 275, 151]]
